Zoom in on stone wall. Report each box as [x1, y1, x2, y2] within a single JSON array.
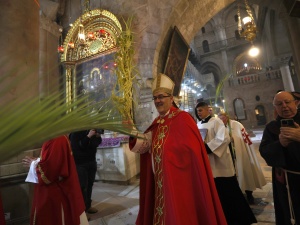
[[223, 70, 284, 130], [0, 149, 40, 224]]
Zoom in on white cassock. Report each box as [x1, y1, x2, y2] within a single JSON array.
[[197, 117, 235, 178], [228, 120, 266, 192]]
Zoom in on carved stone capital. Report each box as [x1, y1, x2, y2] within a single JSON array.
[[40, 14, 62, 37]]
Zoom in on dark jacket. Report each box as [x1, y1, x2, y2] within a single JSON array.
[[259, 113, 300, 225], [69, 130, 102, 164]]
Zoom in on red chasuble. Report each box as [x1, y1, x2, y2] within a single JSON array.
[[30, 135, 85, 225], [0, 195, 5, 225], [132, 107, 227, 225]]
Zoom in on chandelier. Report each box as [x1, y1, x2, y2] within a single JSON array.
[[237, 0, 257, 43]]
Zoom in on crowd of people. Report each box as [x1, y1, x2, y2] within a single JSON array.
[[1, 73, 300, 225], [129, 76, 300, 225]]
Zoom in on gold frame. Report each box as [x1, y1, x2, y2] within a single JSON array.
[[61, 8, 122, 105]]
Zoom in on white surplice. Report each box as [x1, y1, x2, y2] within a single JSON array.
[[229, 120, 266, 192], [197, 117, 235, 178]]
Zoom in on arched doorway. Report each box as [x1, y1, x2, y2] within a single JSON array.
[[233, 98, 246, 121], [255, 105, 267, 126]]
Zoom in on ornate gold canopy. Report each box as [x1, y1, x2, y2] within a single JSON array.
[[60, 9, 136, 122], [60, 9, 122, 62]]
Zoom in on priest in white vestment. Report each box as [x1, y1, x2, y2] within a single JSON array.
[[218, 111, 267, 204]]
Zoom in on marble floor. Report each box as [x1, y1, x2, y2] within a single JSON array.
[[87, 129, 276, 225]]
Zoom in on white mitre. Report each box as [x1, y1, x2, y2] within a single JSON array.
[[131, 74, 174, 154], [152, 73, 174, 95]]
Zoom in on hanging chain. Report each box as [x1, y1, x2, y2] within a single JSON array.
[[244, 0, 255, 25], [237, 0, 242, 33], [84, 0, 90, 13]]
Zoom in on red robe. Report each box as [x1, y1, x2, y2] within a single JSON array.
[[0, 195, 5, 225], [131, 107, 227, 225], [30, 135, 85, 225]]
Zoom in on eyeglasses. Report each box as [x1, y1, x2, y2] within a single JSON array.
[[273, 99, 295, 107], [152, 95, 171, 101]]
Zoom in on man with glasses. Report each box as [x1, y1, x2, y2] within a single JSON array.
[[260, 91, 300, 225], [129, 73, 227, 225]]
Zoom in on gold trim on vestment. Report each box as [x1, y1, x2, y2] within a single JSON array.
[[38, 164, 51, 184], [38, 136, 72, 185], [33, 207, 36, 225], [64, 135, 73, 155], [152, 109, 181, 224]]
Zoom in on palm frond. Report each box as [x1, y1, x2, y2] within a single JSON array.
[[112, 16, 140, 120], [0, 90, 134, 162], [215, 73, 230, 109], [0, 18, 141, 163]]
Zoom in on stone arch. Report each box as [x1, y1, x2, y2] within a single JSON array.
[[255, 104, 267, 125], [193, 20, 218, 54], [199, 61, 222, 85], [197, 61, 223, 104], [203, 40, 210, 53], [137, 0, 236, 82], [201, 27, 206, 34], [233, 51, 262, 76], [233, 97, 247, 120]]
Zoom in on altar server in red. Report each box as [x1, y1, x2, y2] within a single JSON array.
[[23, 135, 88, 225]]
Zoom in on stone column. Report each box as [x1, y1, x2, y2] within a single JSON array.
[[214, 19, 229, 73], [0, 0, 40, 222], [39, 3, 62, 100], [0, 0, 39, 105], [281, 12, 300, 88], [65, 64, 75, 104], [280, 64, 294, 91]]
